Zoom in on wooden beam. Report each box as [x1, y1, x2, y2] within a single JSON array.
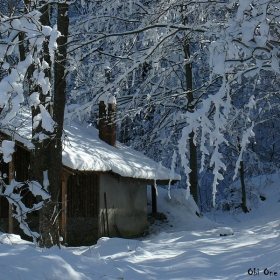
[[61, 170, 70, 243], [8, 155, 14, 233], [151, 185, 157, 214]]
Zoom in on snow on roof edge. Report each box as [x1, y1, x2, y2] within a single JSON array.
[[0, 109, 181, 182]]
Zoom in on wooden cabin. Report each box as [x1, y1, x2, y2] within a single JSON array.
[[0, 102, 180, 245]]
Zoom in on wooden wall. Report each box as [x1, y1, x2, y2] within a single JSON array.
[[14, 145, 36, 208], [1, 140, 100, 245], [66, 172, 99, 245], [0, 155, 9, 219], [14, 145, 30, 181], [67, 172, 99, 218], [0, 144, 36, 235]]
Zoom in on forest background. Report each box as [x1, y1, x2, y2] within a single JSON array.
[[0, 0, 279, 247]]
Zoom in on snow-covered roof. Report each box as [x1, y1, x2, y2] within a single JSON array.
[[1, 109, 181, 182]]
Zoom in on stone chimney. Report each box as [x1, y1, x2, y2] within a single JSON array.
[[99, 94, 117, 147]]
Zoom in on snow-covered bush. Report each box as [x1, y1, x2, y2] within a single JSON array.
[[218, 180, 265, 212]]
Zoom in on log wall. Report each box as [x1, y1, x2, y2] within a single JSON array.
[[66, 172, 99, 245]]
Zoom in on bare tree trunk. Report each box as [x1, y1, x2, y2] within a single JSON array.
[[182, 5, 199, 205], [237, 138, 249, 213], [183, 41, 199, 204], [240, 160, 249, 213]]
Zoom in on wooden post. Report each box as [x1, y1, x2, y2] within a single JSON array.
[[61, 170, 70, 243], [8, 155, 14, 233], [151, 185, 157, 214]]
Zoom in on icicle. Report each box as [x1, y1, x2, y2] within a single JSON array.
[[153, 182, 158, 196], [186, 186, 190, 200], [153, 162, 163, 197]]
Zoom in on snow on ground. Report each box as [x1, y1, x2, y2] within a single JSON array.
[[1, 173, 280, 280]]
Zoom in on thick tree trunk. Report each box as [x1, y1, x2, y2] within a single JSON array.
[[40, 2, 69, 248], [28, 3, 60, 248], [46, 2, 69, 247], [29, 3, 69, 248]]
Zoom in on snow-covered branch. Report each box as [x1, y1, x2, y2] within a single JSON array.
[[0, 178, 50, 244]]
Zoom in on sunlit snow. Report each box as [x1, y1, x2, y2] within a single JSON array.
[[1, 173, 280, 279]]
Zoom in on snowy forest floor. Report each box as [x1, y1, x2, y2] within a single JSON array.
[[1, 173, 280, 280]]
